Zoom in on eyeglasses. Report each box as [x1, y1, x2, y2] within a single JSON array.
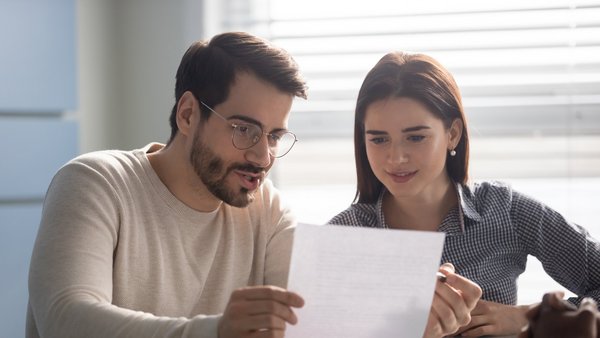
[[200, 101, 298, 158]]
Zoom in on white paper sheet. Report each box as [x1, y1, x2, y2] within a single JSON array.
[[286, 223, 445, 338]]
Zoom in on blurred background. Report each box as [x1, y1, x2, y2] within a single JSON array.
[[1, 0, 599, 336]]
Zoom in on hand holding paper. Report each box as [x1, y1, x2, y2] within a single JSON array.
[[286, 223, 446, 338], [425, 263, 482, 338]]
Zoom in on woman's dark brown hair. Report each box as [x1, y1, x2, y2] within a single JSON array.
[[354, 52, 469, 203]]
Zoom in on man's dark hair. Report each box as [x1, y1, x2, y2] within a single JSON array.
[[167, 31, 307, 143]]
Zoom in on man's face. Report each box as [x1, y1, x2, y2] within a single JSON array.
[[189, 72, 294, 207]]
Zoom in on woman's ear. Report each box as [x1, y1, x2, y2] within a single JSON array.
[[176, 91, 198, 137], [448, 118, 463, 150]]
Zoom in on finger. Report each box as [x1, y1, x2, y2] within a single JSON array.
[[440, 262, 455, 274], [460, 324, 493, 337], [430, 288, 465, 333], [444, 273, 482, 309], [248, 328, 286, 338], [232, 286, 305, 308], [579, 297, 598, 310], [458, 312, 488, 332], [468, 299, 487, 316], [541, 291, 573, 311], [576, 297, 599, 325], [244, 314, 287, 331], [517, 325, 531, 338], [518, 322, 536, 338], [246, 300, 299, 324], [437, 263, 455, 281], [524, 302, 541, 322], [429, 305, 458, 335], [433, 282, 472, 326]]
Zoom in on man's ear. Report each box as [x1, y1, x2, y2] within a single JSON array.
[[448, 118, 463, 149], [176, 91, 198, 137]]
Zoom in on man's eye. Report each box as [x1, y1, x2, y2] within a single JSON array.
[[236, 125, 251, 135], [269, 134, 281, 142]]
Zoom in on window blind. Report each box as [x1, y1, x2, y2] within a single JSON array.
[[210, 0, 600, 179], [216, 0, 600, 136]]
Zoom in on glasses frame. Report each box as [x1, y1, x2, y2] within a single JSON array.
[[199, 100, 298, 158]]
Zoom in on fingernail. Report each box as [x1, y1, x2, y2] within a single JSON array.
[[441, 262, 455, 273], [581, 297, 597, 307]]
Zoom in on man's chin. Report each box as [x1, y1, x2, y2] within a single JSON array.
[[224, 189, 256, 208]]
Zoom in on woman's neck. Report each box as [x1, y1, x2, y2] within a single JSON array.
[[383, 178, 458, 231]]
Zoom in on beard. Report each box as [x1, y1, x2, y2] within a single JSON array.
[[189, 130, 264, 208]]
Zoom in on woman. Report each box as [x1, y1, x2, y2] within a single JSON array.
[[328, 52, 600, 336]]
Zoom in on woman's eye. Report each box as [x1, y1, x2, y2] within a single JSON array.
[[369, 137, 387, 145], [407, 135, 425, 142]]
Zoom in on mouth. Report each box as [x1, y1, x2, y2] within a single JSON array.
[[234, 169, 264, 191], [387, 170, 417, 183]]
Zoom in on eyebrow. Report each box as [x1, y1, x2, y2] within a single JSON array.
[[228, 114, 288, 133], [401, 125, 431, 132], [365, 125, 431, 135]]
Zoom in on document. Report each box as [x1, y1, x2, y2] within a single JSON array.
[[286, 223, 445, 338]]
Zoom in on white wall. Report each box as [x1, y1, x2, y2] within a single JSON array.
[[77, 0, 204, 153], [0, 1, 78, 337]]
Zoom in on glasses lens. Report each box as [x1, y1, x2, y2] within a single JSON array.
[[232, 124, 296, 157], [232, 123, 262, 149], [272, 132, 297, 158]]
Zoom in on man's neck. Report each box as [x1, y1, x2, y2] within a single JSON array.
[[147, 140, 222, 212]]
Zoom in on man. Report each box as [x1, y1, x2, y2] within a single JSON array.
[[27, 31, 479, 338], [27, 32, 307, 338]]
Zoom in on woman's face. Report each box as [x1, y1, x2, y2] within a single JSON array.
[[363, 97, 459, 200]]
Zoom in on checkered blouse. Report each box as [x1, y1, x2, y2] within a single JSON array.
[[328, 181, 600, 306]]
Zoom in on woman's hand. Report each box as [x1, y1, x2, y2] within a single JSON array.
[[423, 263, 482, 338], [457, 299, 530, 337]]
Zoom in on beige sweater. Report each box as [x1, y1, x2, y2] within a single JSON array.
[[27, 144, 295, 338]]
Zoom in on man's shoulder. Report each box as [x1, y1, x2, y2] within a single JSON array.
[[49, 147, 150, 195], [61, 147, 146, 177], [71, 148, 140, 167]]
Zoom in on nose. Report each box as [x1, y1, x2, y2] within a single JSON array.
[[245, 134, 272, 168], [389, 142, 409, 164]]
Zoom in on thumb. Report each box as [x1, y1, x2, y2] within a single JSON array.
[[440, 262, 455, 274]]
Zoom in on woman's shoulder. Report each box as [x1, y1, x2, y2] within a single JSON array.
[[468, 180, 515, 204], [327, 202, 380, 227]]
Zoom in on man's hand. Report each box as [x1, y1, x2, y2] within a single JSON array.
[[218, 286, 304, 338], [518, 291, 599, 338], [457, 299, 529, 336], [423, 263, 482, 338]]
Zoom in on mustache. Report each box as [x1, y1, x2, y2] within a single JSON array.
[[230, 163, 264, 174]]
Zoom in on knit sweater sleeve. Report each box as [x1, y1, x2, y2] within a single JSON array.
[[27, 158, 220, 338]]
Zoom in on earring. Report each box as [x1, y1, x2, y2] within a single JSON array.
[[450, 149, 456, 157]]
